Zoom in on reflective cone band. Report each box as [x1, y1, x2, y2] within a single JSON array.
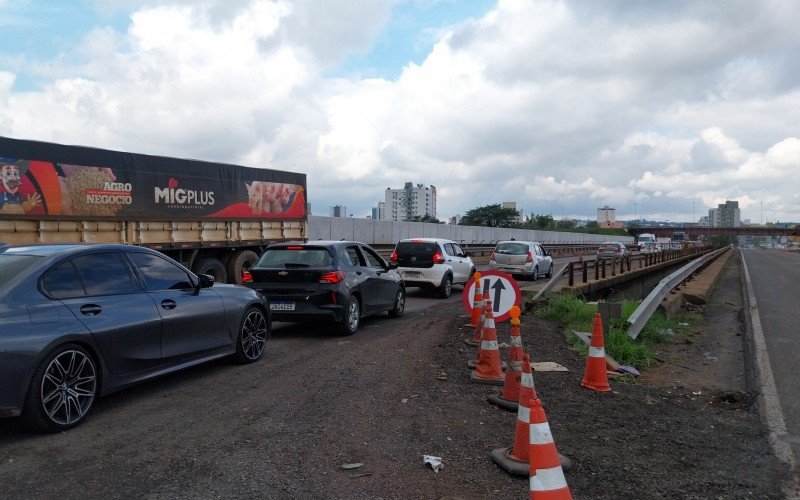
[[470, 291, 486, 343], [475, 298, 494, 361], [529, 398, 572, 500], [471, 300, 504, 383], [581, 313, 611, 392], [501, 305, 524, 403], [509, 354, 537, 462], [470, 272, 483, 326]]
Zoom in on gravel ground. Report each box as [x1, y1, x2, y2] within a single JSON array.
[[0, 260, 790, 498]]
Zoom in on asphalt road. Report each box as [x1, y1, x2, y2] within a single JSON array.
[[741, 248, 800, 464]]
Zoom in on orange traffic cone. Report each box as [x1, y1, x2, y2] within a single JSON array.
[[465, 290, 485, 347], [468, 298, 507, 369], [467, 272, 483, 327], [470, 301, 504, 385], [487, 305, 523, 411], [581, 313, 611, 392], [529, 398, 572, 499]]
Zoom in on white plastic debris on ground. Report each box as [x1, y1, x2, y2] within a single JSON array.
[[423, 455, 444, 473]]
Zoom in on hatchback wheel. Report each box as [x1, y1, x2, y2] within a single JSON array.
[[545, 263, 553, 279], [389, 287, 405, 318], [23, 344, 98, 432], [437, 274, 452, 299], [339, 295, 360, 335], [532, 266, 539, 281], [234, 307, 269, 363]]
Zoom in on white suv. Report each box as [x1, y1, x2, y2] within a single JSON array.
[[390, 238, 475, 298]]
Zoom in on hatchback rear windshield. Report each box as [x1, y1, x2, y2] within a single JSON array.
[[495, 243, 528, 255], [257, 247, 333, 268], [0, 254, 42, 290], [395, 241, 437, 258]]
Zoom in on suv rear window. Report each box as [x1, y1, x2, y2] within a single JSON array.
[[395, 241, 438, 268], [258, 247, 333, 268], [495, 243, 528, 255], [0, 254, 41, 291]]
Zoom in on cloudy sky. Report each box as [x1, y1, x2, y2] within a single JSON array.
[[1, 0, 799, 223]]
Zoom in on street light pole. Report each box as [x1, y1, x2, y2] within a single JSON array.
[[692, 200, 695, 223], [760, 201, 763, 225], [634, 202, 637, 221]]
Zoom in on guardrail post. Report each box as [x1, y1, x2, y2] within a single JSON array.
[[582, 261, 588, 283], [611, 258, 616, 276], [594, 259, 599, 280], [601, 259, 606, 279], [620, 256, 625, 274]]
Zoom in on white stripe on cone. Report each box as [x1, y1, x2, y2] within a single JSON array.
[[510, 336, 523, 347], [588, 346, 605, 357], [521, 372, 534, 388], [529, 466, 569, 492], [529, 422, 553, 445], [481, 340, 499, 350], [517, 404, 530, 424], [484, 318, 495, 329], [510, 360, 523, 372]]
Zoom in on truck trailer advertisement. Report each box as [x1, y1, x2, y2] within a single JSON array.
[[0, 137, 306, 221]]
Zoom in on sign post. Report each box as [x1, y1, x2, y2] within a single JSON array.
[[462, 270, 522, 322]]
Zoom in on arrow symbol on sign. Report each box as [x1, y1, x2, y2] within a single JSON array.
[[491, 279, 506, 313]]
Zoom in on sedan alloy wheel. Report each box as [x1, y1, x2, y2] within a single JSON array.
[[40, 348, 97, 428]]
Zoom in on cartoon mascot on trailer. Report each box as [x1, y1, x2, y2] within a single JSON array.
[[0, 158, 41, 215]]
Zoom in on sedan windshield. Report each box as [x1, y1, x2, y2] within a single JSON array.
[[0, 254, 42, 291]]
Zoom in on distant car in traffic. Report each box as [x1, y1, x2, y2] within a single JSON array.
[[246, 241, 405, 335], [597, 242, 629, 258], [390, 238, 475, 298], [0, 244, 270, 432], [637, 233, 660, 253], [489, 241, 553, 280]]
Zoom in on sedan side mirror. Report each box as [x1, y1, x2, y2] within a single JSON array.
[[198, 274, 215, 289], [464, 251, 472, 257], [388, 261, 399, 270]]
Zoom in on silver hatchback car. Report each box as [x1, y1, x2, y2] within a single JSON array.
[[488, 241, 553, 280]]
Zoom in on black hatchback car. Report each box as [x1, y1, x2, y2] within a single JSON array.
[[0, 244, 270, 432], [245, 241, 405, 335]]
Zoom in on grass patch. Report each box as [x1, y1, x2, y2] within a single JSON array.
[[534, 295, 701, 370]]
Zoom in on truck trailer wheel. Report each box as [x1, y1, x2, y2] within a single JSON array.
[[227, 250, 259, 285], [193, 258, 227, 284]]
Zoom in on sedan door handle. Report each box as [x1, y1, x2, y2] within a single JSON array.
[[160, 299, 177, 310], [80, 304, 102, 316]]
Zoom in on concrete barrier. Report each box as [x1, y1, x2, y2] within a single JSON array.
[[308, 216, 634, 245]]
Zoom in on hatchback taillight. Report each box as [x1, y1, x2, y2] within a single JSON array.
[[490, 252, 496, 261], [432, 251, 446, 264], [390, 251, 398, 262], [526, 251, 533, 263], [319, 271, 346, 284], [241, 271, 253, 283]]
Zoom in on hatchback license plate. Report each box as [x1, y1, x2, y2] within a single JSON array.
[[270, 302, 295, 311], [404, 271, 421, 278]]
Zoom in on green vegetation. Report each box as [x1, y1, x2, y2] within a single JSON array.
[[458, 203, 630, 236], [534, 294, 700, 369]]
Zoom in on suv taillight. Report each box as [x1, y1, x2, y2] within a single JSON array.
[[241, 271, 253, 283], [526, 251, 533, 263], [390, 251, 398, 262], [319, 271, 345, 284], [432, 251, 446, 264], [490, 252, 496, 261]]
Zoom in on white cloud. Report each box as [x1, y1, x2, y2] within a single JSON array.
[[1, 0, 799, 221]]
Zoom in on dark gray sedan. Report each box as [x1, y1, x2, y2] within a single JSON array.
[[0, 244, 270, 432]]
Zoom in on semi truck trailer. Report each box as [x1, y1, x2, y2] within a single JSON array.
[[0, 136, 307, 284]]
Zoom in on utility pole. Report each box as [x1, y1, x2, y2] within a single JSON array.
[[634, 202, 637, 221], [760, 201, 763, 226]]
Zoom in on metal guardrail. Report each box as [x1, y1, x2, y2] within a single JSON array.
[[566, 245, 709, 286], [626, 246, 732, 339], [372, 243, 602, 260], [530, 263, 569, 301]]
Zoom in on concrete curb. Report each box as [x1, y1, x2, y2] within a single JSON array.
[[739, 251, 799, 496]]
